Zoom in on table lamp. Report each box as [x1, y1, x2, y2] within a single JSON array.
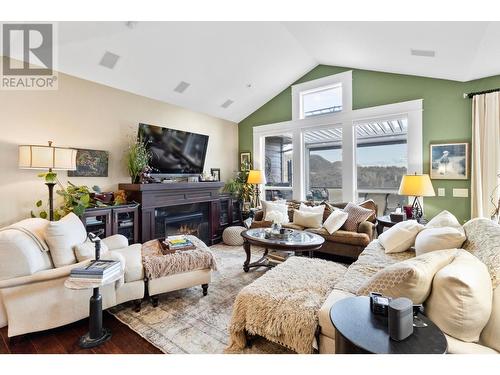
[[398, 173, 435, 222], [19, 141, 77, 220], [247, 170, 266, 208]]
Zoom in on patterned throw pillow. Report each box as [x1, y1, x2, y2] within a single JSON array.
[[357, 249, 458, 304], [342, 202, 375, 232]]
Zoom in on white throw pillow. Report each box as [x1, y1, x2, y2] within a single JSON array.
[[426, 210, 463, 230], [425, 250, 493, 342], [74, 238, 109, 262], [261, 200, 289, 223], [292, 209, 323, 229], [45, 212, 87, 267], [299, 203, 325, 216], [323, 210, 348, 234], [378, 220, 425, 253], [264, 210, 287, 224], [357, 249, 458, 304], [414, 227, 466, 256]]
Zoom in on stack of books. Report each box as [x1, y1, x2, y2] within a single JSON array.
[[267, 250, 294, 266], [160, 235, 196, 254], [69, 260, 121, 284]]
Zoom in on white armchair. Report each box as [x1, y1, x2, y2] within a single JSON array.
[[0, 214, 145, 338]]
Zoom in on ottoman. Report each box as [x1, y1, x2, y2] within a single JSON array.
[[141, 236, 218, 306], [223, 226, 246, 246]]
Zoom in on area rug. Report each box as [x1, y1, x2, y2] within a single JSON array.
[[109, 243, 292, 354]]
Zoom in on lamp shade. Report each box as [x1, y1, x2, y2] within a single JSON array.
[[19, 143, 77, 170], [398, 174, 435, 197], [247, 170, 266, 184]]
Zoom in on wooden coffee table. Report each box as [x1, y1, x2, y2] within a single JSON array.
[[240, 228, 325, 272]]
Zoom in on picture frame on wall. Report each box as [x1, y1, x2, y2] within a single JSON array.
[[210, 168, 221, 182], [240, 151, 251, 171], [68, 149, 109, 177], [430, 142, 469, 180]]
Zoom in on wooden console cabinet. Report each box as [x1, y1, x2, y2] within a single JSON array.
[[119, 182, 230, 245]]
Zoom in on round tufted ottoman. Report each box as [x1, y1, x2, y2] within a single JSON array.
[[222, 226, 246, 246]]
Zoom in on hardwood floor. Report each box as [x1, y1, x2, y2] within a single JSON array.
[[0, 312, 162, 354]]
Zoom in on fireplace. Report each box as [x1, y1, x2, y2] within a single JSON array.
[[154, 202, 210, 244]]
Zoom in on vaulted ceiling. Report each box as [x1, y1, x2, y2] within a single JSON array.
[[7, 21, 500, 122]]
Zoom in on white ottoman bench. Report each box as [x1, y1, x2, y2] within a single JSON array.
[[223, 226, 246, 246]]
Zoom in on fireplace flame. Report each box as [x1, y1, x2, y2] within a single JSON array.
[[178, 224, 199, 236]]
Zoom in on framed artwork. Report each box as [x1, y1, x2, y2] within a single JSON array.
[[68, 149, 109, 177], [240, 152, 252, 171], [430, 142, 469, 180], [210, 168, 221, 182]]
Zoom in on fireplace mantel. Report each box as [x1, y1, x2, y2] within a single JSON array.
[[119, 182, 227, 244]]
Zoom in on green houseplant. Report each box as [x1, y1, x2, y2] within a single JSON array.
[[223, 167, 256, 208], [126, 137, 151, 184]]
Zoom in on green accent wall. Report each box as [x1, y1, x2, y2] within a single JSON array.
[[239, 65, 500, 223]]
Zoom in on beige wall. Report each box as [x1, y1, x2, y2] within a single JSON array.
[[0, 70, 238, 227]]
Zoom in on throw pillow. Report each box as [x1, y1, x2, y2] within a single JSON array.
[[261, 200, 289, 223], [425, 210, 462, 230], [358, 200, 378, 222], [425, 250, 493, 342], [299, 203, 325, 216], [45, 212, 87, 267], [342, 202, 375, 232], [323, 210, 349, 234], [293, 209, 323, 229], [264, 210, 287, 224], [357, 249, 458, 304], [414, 227, 466, 256], [378, 220, 425, 253], [74, 238, 109, 262]]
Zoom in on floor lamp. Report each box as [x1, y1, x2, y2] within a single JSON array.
[[19, 141, 77, 221], [247, 170, 266, 208]]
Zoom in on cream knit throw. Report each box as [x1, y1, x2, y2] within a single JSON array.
[[142, 235, 217, 279], [226, 257, 347, 354]]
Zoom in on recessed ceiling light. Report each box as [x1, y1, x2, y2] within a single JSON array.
[[99, 51, 120, 69], [221, 99, 234, 109], [411, 49, 436, 58], [174, 81, 190, 93], [246, 83, 252, 88]]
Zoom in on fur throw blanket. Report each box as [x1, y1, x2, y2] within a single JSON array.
[[226, 257, 347, 354], [142, 236, 217, 279]]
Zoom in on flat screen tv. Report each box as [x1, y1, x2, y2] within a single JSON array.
[[138, 123, 209, 176]]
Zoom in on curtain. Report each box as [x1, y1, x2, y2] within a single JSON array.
[[471, 92, 500, 218]]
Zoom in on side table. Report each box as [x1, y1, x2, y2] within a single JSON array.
[[330, 296, 447, 354], [376, 215, 397, 236], [64, 272, 123, 348]]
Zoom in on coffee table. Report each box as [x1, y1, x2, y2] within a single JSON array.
[[240, 228, 325, 272]]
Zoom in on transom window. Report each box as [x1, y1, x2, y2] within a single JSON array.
[[300, 84, 342, 119]]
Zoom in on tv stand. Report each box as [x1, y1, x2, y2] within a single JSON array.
[[118, 182, 238, 245]]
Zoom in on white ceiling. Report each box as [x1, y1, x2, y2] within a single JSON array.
[[7, 21, 500, 122]]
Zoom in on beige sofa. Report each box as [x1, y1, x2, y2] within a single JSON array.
[[318, 217, 499, 354]]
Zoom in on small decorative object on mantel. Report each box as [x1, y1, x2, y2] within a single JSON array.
[[68, 149, 109, 177], [199, 171, 216, 182], [430, 142, 469, 180], [139, 165, 156, 184], [240, 152, 252, 171], [210, 168, 221, 182]]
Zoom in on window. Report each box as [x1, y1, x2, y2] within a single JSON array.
[[304, 127, 343, 202], [264, 135, 293, 201], [356, 119, 408, 215], [301, 84, 342, 119]]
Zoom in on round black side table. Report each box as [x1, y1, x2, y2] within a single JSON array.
[[330, 296, 447, 354]]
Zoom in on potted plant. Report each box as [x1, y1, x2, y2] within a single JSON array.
[[126, 137, 151, 184], [223, 168, 256, 209]]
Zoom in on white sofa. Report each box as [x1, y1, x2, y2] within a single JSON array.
[[0, 215, 145, 338], [318, 218, 500, 354]]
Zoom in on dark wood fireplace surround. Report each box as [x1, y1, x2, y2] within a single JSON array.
[[119, 182, 240, 245]]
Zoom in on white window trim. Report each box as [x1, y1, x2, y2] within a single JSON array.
[[292, 71, 353, 121]]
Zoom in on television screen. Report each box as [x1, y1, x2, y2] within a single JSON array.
[[138, 123, 209, 175]]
